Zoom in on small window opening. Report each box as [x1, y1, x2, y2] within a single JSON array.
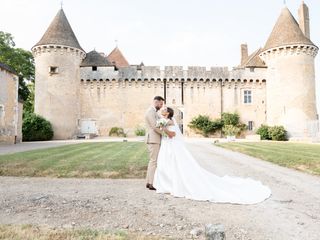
[[49, 66, 58, 74], [248, 121, 253, 131]]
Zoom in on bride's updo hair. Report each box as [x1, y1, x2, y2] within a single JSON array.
[[167, 107, 174, 120]]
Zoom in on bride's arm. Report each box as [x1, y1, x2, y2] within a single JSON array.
[[163, 120, 176, 138]]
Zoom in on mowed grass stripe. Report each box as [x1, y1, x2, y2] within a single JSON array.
[[36, 143, 109, 170], [0, 142, 149, 178], [77, 143, 123, 171], [234, 142, 320, 158], [217, 143, 316, 164], [0, 143, 94, 164], [216, 142, 320, 175], [0, 143, 103, 172], [223, 143, 319, 162]]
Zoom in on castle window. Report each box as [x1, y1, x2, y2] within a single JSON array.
[[243, 90, 252, 104], [92, 66, 97, 71], [49, 66, 58, 74], [248, 121, 253, 131], [250, 67, 254, 72], [0, 105, 4, 118]]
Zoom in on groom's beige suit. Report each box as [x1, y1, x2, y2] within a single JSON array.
[[145, 106, 162, 185]]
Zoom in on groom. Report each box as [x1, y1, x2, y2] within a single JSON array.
[[145, 96, 175, 190]]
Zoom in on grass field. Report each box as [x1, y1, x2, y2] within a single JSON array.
[[0, 142, 148, 178], [0, 225, 165, 240], [216, 141, 320, 175]]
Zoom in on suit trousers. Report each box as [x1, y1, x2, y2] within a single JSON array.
[[146, 143, 160, 184]]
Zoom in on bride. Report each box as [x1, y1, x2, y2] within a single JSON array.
[[153, 107, 271, 204]]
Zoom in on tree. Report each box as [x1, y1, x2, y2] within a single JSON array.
[[0, 31, 35, 102], [23, 83, 35, 116]]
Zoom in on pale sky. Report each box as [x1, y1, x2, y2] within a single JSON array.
[[1, 0, 320, 111]]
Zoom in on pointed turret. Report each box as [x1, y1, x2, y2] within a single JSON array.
[[259, 5, 318, 139], [107, 47, 129, 68], [34, 9, 83, 51], [263, 7, 314, 51], [32, 9, 85, 140]]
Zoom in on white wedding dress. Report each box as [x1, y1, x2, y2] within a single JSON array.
[[153, 118, 271, 204]]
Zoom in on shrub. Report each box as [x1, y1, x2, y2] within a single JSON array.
[[109, 127, 127, 137], [134, 126, 146, 136], [222, 124, 241, 136], [188, 115, 223, 137], [256, 125, 287, 141], [256, 125, 271, 140], [221, 112, 240, 126], [269, 126, 287, 141], [22, 113, 54, 141]]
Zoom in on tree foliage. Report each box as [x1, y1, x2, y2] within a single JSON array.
[[0, 31, 35, 102], [23, 83, 35, 116]]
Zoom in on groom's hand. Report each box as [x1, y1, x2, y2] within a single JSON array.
[[167, 131, 176, 138]]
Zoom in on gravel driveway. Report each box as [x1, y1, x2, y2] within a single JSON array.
[[0, 141, 319, 240]]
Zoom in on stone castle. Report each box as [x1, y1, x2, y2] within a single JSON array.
[[32, 2, 318, 140]]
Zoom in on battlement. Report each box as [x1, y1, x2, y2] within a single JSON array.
[[80, 65, 267, 83], [32, 44, 86, 59], [260, 44, 318, 61]]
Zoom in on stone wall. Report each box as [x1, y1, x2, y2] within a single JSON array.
[[0, 67, 19, 144], [79, 66, 267, 137], [16, 101, 23, 143]]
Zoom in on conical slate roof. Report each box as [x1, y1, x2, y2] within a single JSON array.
[[81, 50, 112, 67], [242, 48, 266, 68], [107, 47, 129, 68], [34, 9, 83, 51], [263, 7, 314, 51]]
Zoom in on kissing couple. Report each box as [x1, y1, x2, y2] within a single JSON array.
[[144, 96, 271, 204]]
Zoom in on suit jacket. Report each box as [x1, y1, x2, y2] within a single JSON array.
[[145, 106, 162, 144]]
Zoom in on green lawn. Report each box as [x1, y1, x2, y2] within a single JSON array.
[[216, 141, 320, 175], [0, 225, 166, 240], [0, 142, 148, 178]]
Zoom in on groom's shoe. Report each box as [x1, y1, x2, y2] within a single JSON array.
[[146, 183, 156, 191]]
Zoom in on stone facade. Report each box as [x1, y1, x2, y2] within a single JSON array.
[[79, 66, 267, 137], [32, 4, 318, 140], [0, 63, 22, 144]]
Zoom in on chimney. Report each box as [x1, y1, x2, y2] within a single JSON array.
[[298, 1, 310, 39], [241, 44, 248, 66]]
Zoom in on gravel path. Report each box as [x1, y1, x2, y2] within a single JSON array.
[[0, 141, 319, 240]]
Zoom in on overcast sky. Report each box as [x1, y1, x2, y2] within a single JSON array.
[[1, 0, 319, 111]]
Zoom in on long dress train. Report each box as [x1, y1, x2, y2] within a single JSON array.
[[153, 119, 271, 204]]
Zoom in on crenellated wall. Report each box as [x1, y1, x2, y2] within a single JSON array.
[[79, 66, 267, 137], [80, 65, 266, 81]]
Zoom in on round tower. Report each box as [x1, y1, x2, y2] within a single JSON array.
[[32, 9, 85, 139], [260, 6, 318, 139]]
